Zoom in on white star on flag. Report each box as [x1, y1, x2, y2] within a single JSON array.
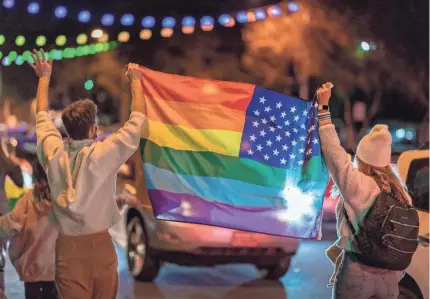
[[266, 140, 273, 146], [294, 115, 299, 121], [264, 106, 272, 112], [285, 131, 291, 137], [303, 110, 308, 116], [299, 135, 306, 141], [293, 128, 299, 133], [276, 102, 283, 109], [277, 125, 283, 129], [310, 125, 316, 132], [250, 135, 257, 141], [259, 97, 267, 104], [290, 153, 296, 159], [270, 115, 276, 122], [292, 140, 297, 146], [247, 149, 254, 155], [313, 138, 319, 144], [300, 124, 306, 129], [262, 119, 268, 124], [252, 121, 259, 128], [290, 106, 296, 113], [253, 110, 260, 116], [256, 144, 263, 151], [299, 148, 305, 153], [284, 120, 290, 126], [264, 154, 270, 160], [298, 160, 304, 165], [260, 130, 266, 137], [273, 149, 279, 156], [307, 149, 312, 156], [314, 102, 319, 108], [276, 135, 282, 142], [282, 145, 289, 151], [281, 111, 287, 118], [269, 126, 276, 132], [280, 158, 287, 164]]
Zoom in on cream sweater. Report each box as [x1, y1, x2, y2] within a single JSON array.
[[36, 111, 146, 236]]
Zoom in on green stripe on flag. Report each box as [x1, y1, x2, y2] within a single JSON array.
[[141, 139, 327, 189]]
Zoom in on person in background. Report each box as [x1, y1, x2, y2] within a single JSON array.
[[30, 49, 146, 299], [0, 138, 23, 271], [0, 160, 58, 299], [317, 83, 414, 299]]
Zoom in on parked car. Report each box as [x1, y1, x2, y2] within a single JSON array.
[[397, 148, 429, 299], [115, 151, 300, 282]]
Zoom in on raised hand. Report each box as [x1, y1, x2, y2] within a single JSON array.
[[126, 63, 143, 81], [317, 82, 334, 106], [28, 49, 53, 78]]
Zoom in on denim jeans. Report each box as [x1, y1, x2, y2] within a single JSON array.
[[333, 252, 401, 299]]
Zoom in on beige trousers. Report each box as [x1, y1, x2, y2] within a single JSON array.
[[55, 230, 118, 299]]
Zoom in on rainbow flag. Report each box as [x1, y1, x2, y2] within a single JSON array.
[[140, 67, 329, 239]]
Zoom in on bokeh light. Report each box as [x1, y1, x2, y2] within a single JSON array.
[[200, 16, 214, 31], [121, 14, 134, 26], [15, 55, 24, 65], [254, 9, 266, 20], [160, 28, 173, 38], [267, 6, 282, 17], [54, 5, 67, 18], [84, 80, 94, 90], [182, 27, 195, 34], [36, 35, 46, 46], [139, 29, 152, 40], [2, 57, 11, 66], [182, 16, 195, 27], [56, 35, 67, 46], [23, 51, 31, 61], [91, 29, 103, 39], [0, 51, 2, 60], [101, 14, 115, 26], [141, 16, 155, 28], [118, 31, 130, 43], [236, 11, 248, 23], [76, 34, 88, 45], [361, 41, 370, 51], [218, 14, 231, 26], [2, 0, 14, 9], [7, 51, 17, 61], [15, 35, 25, 46], [27, 2, 40, 14], [0, 35, 4, 46], [162, 17, 176, 28], [287, 2, 300, 13], [78, 10, 91, 23], [99, 33, 109, 42]]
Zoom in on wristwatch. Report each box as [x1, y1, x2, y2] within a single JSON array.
[[318, 104, 329, 111]]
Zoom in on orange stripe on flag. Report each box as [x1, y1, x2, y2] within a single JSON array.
[[140, 67, 255, 111], [145, 99, 245, 131]]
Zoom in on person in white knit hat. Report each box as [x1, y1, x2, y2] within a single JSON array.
[[317, 83, 415, 299]]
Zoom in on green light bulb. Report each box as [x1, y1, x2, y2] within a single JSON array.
[[15, 35, 25, 46], [76, 34, 88, 45], [36, 35, 47, 47], [56, 35, 67, 47], [0, 35, 5, 46], [84, 80, 94, 90]]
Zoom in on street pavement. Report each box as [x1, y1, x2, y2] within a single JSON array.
[[3, 222, 337, 299]]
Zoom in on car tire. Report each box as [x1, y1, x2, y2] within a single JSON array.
[[398, 285, 421, 299], [264, 256, 291, 280], [127, 216, 160, 282]]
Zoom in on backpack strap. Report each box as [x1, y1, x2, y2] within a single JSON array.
[[343, 207, 359, 245]]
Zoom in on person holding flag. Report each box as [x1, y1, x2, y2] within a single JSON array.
[[29, 49, 146, 299]]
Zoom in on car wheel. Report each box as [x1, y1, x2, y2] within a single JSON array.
[[398, 285, 421, 299], [264, 256, 291, 280], [127, 216, 160, 282]]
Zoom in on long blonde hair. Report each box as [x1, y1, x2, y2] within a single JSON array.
[[331, 156, 410, 205]]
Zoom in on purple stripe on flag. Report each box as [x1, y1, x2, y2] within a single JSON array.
[[148, 189, 321, 239]]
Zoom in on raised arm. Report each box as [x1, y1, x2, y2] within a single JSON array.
[[29, 49, 64, 167], [92, 64, 146, 172], [317, 83, 379, 206]]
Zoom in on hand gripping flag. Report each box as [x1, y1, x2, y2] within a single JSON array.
[[139, 67, 329, 239]]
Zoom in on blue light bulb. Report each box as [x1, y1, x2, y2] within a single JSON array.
[[54, 6, 67, 18], [101, 14, 115, 26], [78, 10, 91, 23], [27, 2, 40, 14], [121, 14, 134, 26]]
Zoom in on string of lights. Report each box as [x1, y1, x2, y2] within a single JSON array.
[[0, 2, 300, 47], [0, 41, 119, 67]]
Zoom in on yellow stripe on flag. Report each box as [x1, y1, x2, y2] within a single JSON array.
[[142, 119, 242, 157]]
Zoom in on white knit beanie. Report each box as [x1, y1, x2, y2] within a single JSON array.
[[356, 124, 392, 167]]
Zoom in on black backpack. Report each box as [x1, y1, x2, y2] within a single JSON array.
[[344, 191, 419, 271]]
